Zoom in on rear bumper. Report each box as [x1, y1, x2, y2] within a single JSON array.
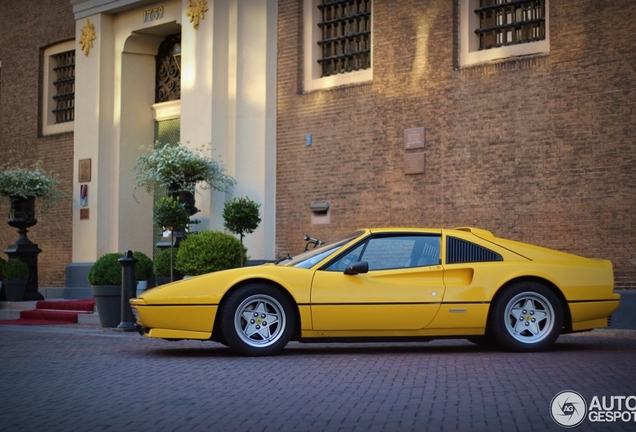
[[569, 294, 621, 332]]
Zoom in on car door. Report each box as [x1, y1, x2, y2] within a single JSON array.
[[310, 234, 445, 331]]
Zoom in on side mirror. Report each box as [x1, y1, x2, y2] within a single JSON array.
[[344, 261, 369, 275]]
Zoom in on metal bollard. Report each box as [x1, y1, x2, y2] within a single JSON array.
[[117, 250, 137, 331]]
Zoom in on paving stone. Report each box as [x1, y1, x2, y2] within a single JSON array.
[[0, 327, 635, 431]]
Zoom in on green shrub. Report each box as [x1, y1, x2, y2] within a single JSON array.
[[175, 230, 247, 276], [88, 253, 124, 286], [4, 259, 29, 279], [0, 257, 6, 280], [154, 249, 183, 279], [133, 251, 153, 281]]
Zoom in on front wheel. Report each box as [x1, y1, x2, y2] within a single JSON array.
[[220, 284, 295, 356], [491, 282, 564, 352]]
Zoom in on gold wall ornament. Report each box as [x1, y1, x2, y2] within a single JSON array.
[[80, 19, 96, 56], [186, 0, 208, 30]]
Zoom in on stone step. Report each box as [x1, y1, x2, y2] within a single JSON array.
[[0, 298, 101, 325]]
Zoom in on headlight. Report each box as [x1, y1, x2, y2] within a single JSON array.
[[131, 306, 140, 322]]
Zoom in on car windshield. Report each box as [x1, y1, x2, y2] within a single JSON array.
[[279, 231, 366, 268]]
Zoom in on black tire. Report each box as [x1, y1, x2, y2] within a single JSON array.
[[219, 284, 295, 356], [490, 281, 563, 352]]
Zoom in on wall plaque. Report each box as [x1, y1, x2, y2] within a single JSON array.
[[404, 127, 425, 149], [80, 208, 90, 220], [404, 152, 425, 175], [79, 159, 91, 183]]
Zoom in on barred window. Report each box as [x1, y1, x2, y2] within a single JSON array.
[[474, 0, 545, 50], [459, 0, 549, 67], [317, 0, 371, 77], [51, 50, 75, 124], [42, 40, 75, 135]]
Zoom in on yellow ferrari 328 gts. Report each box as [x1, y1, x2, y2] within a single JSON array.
[[130, 227, 620, 356]]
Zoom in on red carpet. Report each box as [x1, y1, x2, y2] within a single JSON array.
[[0, 299, 95, 325]]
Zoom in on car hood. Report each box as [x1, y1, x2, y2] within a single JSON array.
[[134, 263, 314, 305]]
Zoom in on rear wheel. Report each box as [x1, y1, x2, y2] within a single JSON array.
[[491, 282, 563, 352], [220, 284, 295, 356]]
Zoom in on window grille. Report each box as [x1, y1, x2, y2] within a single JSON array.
[[474, 0, 545, 50], [52, 50, 75, 124], [155, 34, 181, 103], [317, 0, 371, 77]]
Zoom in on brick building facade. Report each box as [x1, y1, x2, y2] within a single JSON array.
[[276, 0, 636, 287], [1, 0, 635, 290], [0, 0, 75, 286]]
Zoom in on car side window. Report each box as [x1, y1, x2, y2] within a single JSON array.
[[324, 243, 365, 272], [324, 235, 441, 272]]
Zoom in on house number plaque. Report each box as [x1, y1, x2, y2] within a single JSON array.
[[143, 6, 164, 23]]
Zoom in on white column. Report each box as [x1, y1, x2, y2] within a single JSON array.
[[180, 0, 277, 260], [73, 13, 116, 262]]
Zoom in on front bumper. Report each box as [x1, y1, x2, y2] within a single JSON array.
[[130, 300, 217, 340]]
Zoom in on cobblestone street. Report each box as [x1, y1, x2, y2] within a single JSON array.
[[1, 326, 635, 431]]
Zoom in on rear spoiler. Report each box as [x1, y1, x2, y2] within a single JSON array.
[[452, 227, 494, 237]]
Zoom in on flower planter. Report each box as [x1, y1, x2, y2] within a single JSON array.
[[3, 278, 26, 301], [91, 285, 121, 327], [8, 196, 37, 229]]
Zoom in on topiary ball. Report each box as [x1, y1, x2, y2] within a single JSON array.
[[3, 259, 29, 279], [175, 230, 247, 276], [133, 251, 153, 281], [0, 257, 6, 280], [88, 253, 124, 286], [153, 249, 183, 279]]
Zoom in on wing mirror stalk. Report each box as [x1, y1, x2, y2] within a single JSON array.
[[344, 261, 369, 275]]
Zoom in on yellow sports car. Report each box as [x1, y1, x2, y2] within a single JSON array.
[[130, 227, 620, 356]]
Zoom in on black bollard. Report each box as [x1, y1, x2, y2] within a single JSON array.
[[117, 250, 137, 331]]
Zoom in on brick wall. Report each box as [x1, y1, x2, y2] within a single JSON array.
[[276, 0, 636, 286], [0, 0, 75, 287]]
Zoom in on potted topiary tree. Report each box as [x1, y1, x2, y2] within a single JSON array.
[[154, 249, 183, 286], [153, 196, 190, 282], [88, 252, 124, 327], [0, 160, 69, 300], [2, 259, 29, 301], [222, 197, 261, 266], [175, 230, 247, 276]]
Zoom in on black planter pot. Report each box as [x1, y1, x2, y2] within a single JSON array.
[[8, 196, 37, 229], [91, 285, 121, 327], [168, 182, 198, 216], [155, 276, 172, 286], [3, 279, 26, 301]]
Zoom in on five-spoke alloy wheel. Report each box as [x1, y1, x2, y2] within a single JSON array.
[[491, 282, 563, 352], [220, 284, 295, 356]]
